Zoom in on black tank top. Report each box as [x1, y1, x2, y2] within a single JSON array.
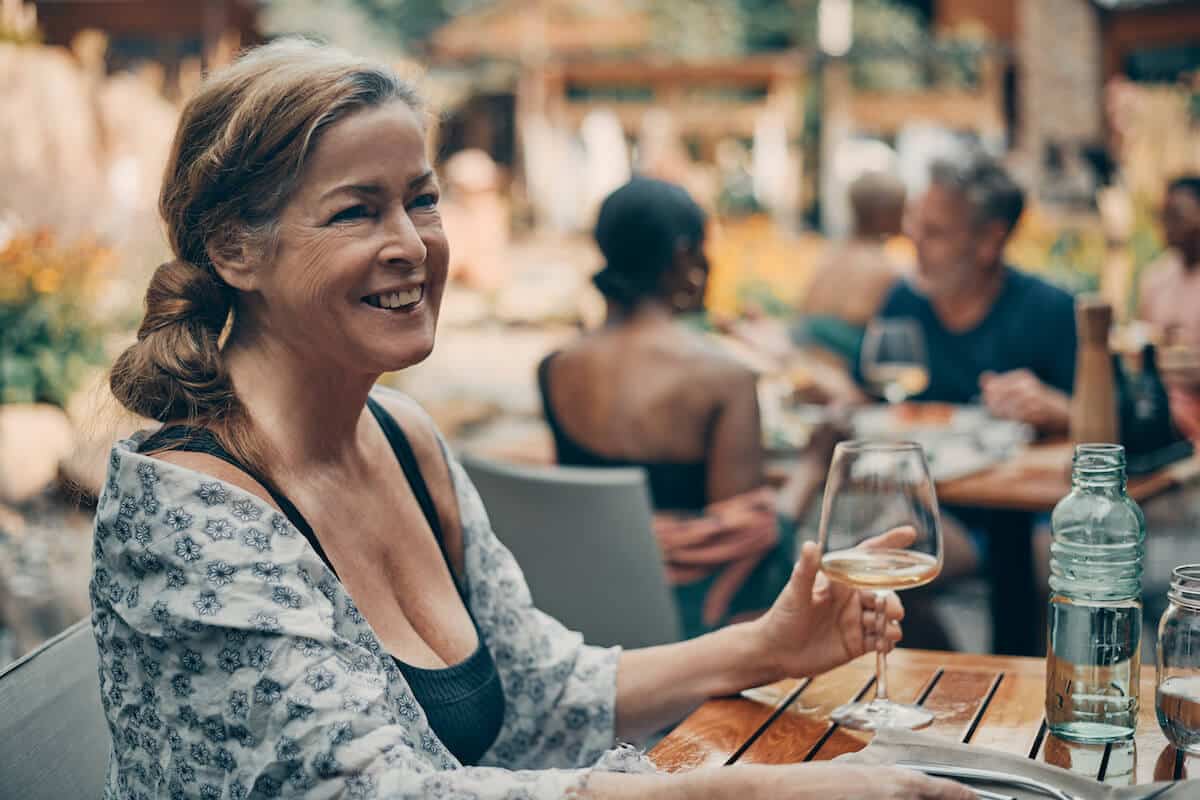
[[138, 396, 505, 766], [537, 352, 708, 512]]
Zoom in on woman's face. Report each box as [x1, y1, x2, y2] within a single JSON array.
[[242, 100, 448, 375]]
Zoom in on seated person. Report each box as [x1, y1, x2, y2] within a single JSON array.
[[861, 158, 1077, 592], [865, 157, 1077, 434], [90, 41, 966, 800], [1138, 175, 1200, 441], [539, 177, 833, 639], [800, 170, 909, 360], [1131, 175, 1200, 597]]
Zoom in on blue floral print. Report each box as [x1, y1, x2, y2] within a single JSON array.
[[92, 406, 656, 798]]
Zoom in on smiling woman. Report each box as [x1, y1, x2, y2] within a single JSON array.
[[90, 38, 968, 800]]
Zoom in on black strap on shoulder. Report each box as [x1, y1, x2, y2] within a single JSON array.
[[139, 426, 337, 576], [141, 401, 452, 585], [365, 396, 445, 544], [536, 351, 563, 434]]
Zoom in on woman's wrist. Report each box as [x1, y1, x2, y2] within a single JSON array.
[[703, 619, 788, 697], [671, 764, 764, 800]]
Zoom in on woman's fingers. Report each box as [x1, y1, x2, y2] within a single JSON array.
[[858, 525, 918, 551], [893, 770, 976, 800], [861, 618, 902, 644], [859, 590, 905, 621]]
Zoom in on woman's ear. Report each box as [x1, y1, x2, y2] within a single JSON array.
[[206, 226, 260, 292]]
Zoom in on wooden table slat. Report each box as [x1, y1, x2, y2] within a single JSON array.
[[647, 684, 808, 773], [732, 660, 877, 765], [650, 650, 1200, 788]]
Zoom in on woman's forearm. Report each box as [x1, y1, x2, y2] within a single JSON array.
[[581, 765, 756, 800], [614, 619, 782, 742]]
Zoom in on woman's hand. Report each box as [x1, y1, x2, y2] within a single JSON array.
[[585, 761, 973, 799], [679, 762, 974, 800], [748, 528, 912, 681]]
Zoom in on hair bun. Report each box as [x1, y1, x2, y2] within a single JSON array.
[[139, 259, 231, 339]]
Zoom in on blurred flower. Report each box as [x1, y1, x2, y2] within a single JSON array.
[[31, 267, 61, 294], [0, 226, 114, 406]]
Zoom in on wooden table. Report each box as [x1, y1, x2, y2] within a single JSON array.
[[650, 649, 1197, 786], [935, 442, 1200, 513], [769, 442, 1200, 514]]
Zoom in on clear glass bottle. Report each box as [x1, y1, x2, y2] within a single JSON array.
[[1156, 564, 1200, 754], [1045, 443, 1146, 743]]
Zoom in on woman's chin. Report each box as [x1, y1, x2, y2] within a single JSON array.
[[371, 339, 436, 374]]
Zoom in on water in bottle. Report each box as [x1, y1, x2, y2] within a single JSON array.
[[1045, 444, 1145, 743]]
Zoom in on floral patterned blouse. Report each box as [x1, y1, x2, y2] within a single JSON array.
[[90, 419, 656, 799]]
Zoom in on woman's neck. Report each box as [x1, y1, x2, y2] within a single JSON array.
[[604, 299, 676, 328], [223, 331, 380, 471]]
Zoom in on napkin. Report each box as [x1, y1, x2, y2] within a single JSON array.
[[838, 729, 1194, 799]]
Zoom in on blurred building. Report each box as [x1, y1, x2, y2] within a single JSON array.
[[31, 0, 261, 75], [932, 0, 1200, 196]]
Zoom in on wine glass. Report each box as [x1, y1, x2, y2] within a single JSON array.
[[817, 440, 944, 730], [861, 319, 930, 404]]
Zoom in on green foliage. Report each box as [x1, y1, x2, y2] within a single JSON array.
[[346, 0, 490, 52], [737, 0, 797, 52], [0, 297, 105, 407], [0, 233, 111, 407]]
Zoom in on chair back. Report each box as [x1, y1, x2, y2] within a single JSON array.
[[0, 619, 109, 798], [460, 454, 681, 648]]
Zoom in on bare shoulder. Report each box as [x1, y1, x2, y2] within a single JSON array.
[[369, 384, 464, 549], [688, 336, 759, 396], [148, 450, 282, 512], [370, 385, 442, 451], [368, 386, 457, 491]]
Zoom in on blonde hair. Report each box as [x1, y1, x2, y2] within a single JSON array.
[[110, 39, 424, 471]]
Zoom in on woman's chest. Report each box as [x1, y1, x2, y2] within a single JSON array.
[[289, 482, 479, 670]]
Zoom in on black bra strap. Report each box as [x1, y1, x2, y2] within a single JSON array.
[[140, 426, 339, 576], [365, 396, 449, 561], [139, 399, 452, 586], [536, 351, 563, 435]]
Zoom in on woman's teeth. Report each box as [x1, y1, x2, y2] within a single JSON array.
[[364, 287, 423, 309]]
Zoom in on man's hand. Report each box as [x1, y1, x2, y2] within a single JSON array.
[[980, 369, 1070, 433]]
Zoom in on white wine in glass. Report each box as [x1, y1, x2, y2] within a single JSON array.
[[817, 440, 944, 730], [861, 319, 930, 404]]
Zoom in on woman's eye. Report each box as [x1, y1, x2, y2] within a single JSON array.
[[329, 204, 372, 223], [410, 193, 439, 211]]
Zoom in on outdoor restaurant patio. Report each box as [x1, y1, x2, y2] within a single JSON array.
[[3, 1, 1200, 798]]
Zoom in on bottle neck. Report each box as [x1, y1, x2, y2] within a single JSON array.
[[1071, 468, 1126, 493], [1071, 444, 1127, 494]]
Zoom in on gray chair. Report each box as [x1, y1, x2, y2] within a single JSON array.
[[0, 619, 109, 799], [460, 454, 682, 649]]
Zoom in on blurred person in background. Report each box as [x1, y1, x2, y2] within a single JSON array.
[[859, 158, 1079, 609], [538, 177, 840, 640], [92, 41, 964, 800], [1137, 175, 1200, 440], [800, 170, 909, 361], [1126, 175, 1200, 605], [863, 157, 1077, 433]]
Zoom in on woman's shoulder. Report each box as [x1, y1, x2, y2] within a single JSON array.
[[368, 384, 444, 456], [368, 385, 463, 522]]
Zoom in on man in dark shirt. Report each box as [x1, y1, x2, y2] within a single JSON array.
[[859, 158, 1077, 654], [867, 158, 1077, 433]]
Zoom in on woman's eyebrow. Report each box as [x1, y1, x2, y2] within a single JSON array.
[[319, 170, 435, 202]]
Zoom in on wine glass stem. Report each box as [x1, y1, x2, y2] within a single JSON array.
[[874, 590, 890, 703]]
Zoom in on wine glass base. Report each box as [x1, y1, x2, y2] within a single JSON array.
[[830, 699, 934, 731]]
